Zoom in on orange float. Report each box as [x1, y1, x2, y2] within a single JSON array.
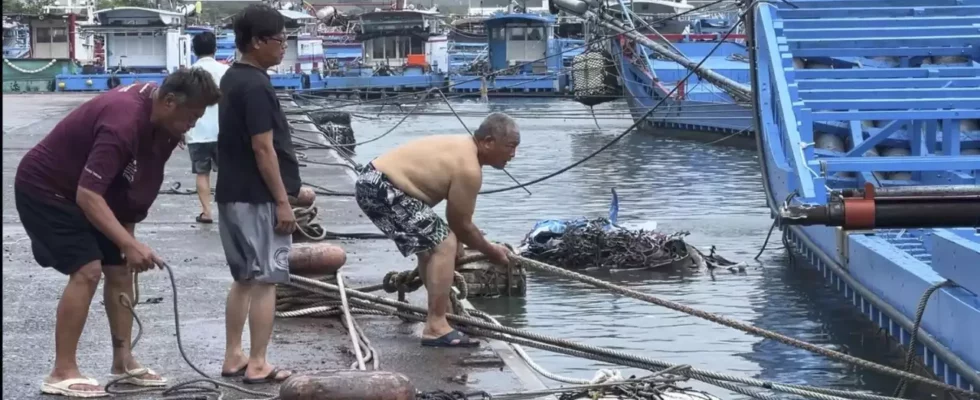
[[288, 243, 347, 276]]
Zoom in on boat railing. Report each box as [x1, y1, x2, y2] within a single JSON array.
[[754, 0, 980, 205]]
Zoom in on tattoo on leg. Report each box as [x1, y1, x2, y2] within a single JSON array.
[[112, 335, 125, 349]]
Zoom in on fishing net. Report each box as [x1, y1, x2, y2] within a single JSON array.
[[569, 49, 622, 107], [519, 218, 693, 271]]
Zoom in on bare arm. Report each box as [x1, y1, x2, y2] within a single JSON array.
[[252, 131, 290, 206], [446, 165, 494, 254], [77, 187, 138, 251]]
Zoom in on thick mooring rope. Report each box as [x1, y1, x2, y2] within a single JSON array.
[[508, 254, 977, 398], [286, 275, 907, 400]]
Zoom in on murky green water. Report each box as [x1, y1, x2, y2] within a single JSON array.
[[329, 97, 916, 399]]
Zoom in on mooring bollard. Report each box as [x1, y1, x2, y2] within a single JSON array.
[[279, 370, 415, 400], [289, 243, 348, 276]]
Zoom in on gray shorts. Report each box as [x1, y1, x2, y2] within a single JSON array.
[[188, 142, 218, 174], [218, 202, 292, 284]]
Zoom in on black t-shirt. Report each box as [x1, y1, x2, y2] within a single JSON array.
[[215, 63, 301, 204]]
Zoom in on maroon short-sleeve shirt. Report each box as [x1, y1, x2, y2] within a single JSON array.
[[15, 83, 180, 223]]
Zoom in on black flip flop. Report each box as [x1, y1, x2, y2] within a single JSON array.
[[220, 363, 248, 377], [421, 329, 481, 348], [195, 213, 213, 224], [242, 367, 293, 385]]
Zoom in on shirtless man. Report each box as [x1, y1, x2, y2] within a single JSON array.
[[354, 112, 519, 347]]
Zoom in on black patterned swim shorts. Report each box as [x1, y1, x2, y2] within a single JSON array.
[[354, 162, 450, 257]]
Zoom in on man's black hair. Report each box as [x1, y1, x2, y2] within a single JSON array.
[[192, 31, 217, 57], [160, 67, 222, 108], [232, 4, 286, 53]]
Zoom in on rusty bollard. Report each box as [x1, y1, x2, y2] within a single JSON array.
[[280, 370, 416, 400]]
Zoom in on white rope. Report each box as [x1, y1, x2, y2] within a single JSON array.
[[337, 272, 367, 371]]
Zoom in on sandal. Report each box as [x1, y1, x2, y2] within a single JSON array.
[[221, 363, 249, 377], [243, 367, 294, 384], [421, 329, 481, 348], [107, 368, 168, 387], [195, 213, 213, 224], [40, 377, 108, 398]]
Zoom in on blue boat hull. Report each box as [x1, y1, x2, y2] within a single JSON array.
[[614, 39, 755, 145], [751, 0, 980, 392]]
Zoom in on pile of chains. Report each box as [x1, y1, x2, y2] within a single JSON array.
[[521, 218, 692, 271]]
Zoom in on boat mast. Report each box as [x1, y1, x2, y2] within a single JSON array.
[[552, 0, 752, 102]]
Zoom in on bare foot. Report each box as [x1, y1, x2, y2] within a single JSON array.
[[222, 352, 249, 376]]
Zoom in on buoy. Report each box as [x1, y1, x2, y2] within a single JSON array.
[[85, 79, 93, 86], [288, 243, 347, 276], [279, 370, 415, 400]]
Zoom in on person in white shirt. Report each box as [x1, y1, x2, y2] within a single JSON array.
[[186, 31, 229, 223]]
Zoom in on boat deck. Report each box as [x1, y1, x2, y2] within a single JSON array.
[[754, 0, 980, 392]]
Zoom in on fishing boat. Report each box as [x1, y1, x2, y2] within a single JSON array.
[[448, 12, 567, 96], [264, 9, 326, 90], [302, 7, 448, 97], [552, 0, 755, 145], [55, 6, 193, 92], [3, 17, 31, 59], [749, 0, 980, 393], [2, 3, 97, 93]]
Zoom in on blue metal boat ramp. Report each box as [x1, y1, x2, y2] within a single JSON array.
[[750, 0, 980, 392]]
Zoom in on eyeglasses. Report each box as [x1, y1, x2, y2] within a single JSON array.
[[265, 37, 287, 48]]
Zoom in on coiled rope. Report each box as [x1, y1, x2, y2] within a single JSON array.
[[291, 203, 387, 241]]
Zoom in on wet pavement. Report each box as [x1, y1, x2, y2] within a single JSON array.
[[2, 94, 540, 399]]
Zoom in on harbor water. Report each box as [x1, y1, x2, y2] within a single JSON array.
[[330, 97, 919, 399]]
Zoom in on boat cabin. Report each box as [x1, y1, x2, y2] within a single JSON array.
[[3, 17, 31, 58], [86, 7, 190, 73], [607, 0, 693, 35], [269, 9, 323, 74], [355, 9, 449, 74], [485, 13, 559, 74], [7, 9, 95, 61]]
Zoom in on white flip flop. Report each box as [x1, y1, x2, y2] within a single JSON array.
[[40, 377, 108, 398], [108, 367, 168, 387]]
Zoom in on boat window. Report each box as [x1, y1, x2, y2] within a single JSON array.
[[527, 27, 543, 41], [371, 37, 384, 58], [400, 37, 410, 57], [410, 36, 423, 54], [509, 26, 525, 41], [385, 36, 397, 58], [35, 27, 51, 42], [51, 28, 67, 42], [493, 27, 505, 40]]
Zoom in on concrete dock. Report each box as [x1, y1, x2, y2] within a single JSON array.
[[2, 93, 546, 399]]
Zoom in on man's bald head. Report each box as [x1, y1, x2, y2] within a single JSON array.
[[473, 112, 520, 170], [474, 112, 519, 141]]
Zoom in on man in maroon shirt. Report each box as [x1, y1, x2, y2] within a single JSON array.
[[14, 69, 221, 398]]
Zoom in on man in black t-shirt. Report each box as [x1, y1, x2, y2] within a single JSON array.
[[215, 4, 299, 385]]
